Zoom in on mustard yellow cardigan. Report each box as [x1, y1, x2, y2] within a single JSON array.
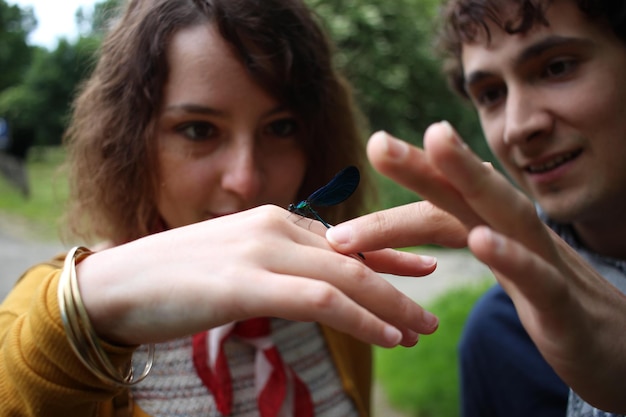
[[0, 256, 371, 417]]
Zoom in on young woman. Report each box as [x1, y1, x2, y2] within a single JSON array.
[[0, 0, 438, 416]]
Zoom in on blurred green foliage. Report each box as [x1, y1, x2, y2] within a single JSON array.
[[0, 0, 492, 210], [375, 280, 493, 417], [0, 38, 99, 147], [308, 0, 490, 208], [309, 0, 483, 141], [0, 1, 35, 92], [0, 0, 116, 148]]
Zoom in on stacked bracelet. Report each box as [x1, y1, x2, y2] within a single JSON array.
[[58, 246, 155, 386]]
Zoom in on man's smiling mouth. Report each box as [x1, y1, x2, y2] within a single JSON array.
[[526, 150, 582, 174]]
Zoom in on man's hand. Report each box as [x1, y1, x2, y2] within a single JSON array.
[[327, 123, 626, 412]]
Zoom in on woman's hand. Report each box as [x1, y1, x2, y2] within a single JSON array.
[[77, 205, 439, 350]]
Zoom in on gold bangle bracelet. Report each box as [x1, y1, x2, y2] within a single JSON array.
[[58, 246, 155, 386]]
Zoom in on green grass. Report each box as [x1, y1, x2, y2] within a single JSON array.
[[0, 146, 68, 240], [375, 280, 494, 417]]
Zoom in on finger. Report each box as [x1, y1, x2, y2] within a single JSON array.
[[241, 275, 408, 347], [286, 200, 442, 274], [327, 201, 468, 254], [466, 225, 616, 355], [468, 225, 611, 328], [282, 208, 438, 278], [238, 272, 437, 347], [258, 245, 441, 339], [425, 122, 558, 259], [467, 226, 567, 312], [360, 247, 437, 277], [287, 212, 330, 236], [367, 130, 483, 228]]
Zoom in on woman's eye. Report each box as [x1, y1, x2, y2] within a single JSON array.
[[176, 122, 216, 141], [265, 118, 299, 137]]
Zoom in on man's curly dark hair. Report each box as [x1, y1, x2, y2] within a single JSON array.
[[435, 0, 626, 98]]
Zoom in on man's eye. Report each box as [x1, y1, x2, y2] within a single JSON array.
[[544, 59, 578, 79], [177, 122, 216, 141], [475, 86, 506, 108], [266, 118, 299, 137]]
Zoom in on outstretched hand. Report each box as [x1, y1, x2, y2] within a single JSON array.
[[77, 205, 439, 352], [327, 122, 626, 412]]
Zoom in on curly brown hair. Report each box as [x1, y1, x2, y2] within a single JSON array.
[[63, 0, 371, 244], [435, 0, 626, 98]]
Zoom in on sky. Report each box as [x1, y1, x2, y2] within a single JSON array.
[[8, 0, 98, 49]]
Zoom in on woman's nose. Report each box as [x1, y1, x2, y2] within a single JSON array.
[[220, 144, 263, 201]]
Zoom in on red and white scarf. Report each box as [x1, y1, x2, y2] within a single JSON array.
[[192, 318, 314, 417]]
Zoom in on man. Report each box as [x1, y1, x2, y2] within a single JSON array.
[[326, 1, 626, 416]]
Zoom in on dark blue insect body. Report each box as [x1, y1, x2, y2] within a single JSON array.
[[288, 166, 364, 259], [288, 165, 360, 228]]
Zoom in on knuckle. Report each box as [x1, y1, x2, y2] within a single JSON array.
[[306, 281, 340, 310], [342, 258, 370, 284], [368, 211, 393, 235], [257, 204, 281, 220], [252, 205, 287, 230], [513, 196, 544, 231]]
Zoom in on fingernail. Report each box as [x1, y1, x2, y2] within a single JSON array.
[[424, 310, 439, 330], [486, 227, 505, 255], [420, 255, 437, 268], [405, 329, 420, 346], [375, 130, 408, 159], [326, 224, 352, 245], [384, 325, 403, 345], [440, 120, 468, 149]]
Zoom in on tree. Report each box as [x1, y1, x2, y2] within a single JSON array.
[[0, 0, 35, 91], [306, 0, 488, 207], [0, 37, 98, 147], [0, 0, 104, 149]]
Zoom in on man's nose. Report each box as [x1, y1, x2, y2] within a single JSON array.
[[503, 87, 553, 145]]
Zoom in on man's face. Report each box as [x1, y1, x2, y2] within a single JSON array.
[[461, 0, 626, 225]]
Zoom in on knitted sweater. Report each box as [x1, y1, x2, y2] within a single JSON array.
[[0, 255, 372, 417]]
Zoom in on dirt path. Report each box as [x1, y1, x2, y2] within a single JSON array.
[[0, 214, 67, 299]]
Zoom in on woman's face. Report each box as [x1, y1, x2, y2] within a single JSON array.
[[155, 24, 307, 229]]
